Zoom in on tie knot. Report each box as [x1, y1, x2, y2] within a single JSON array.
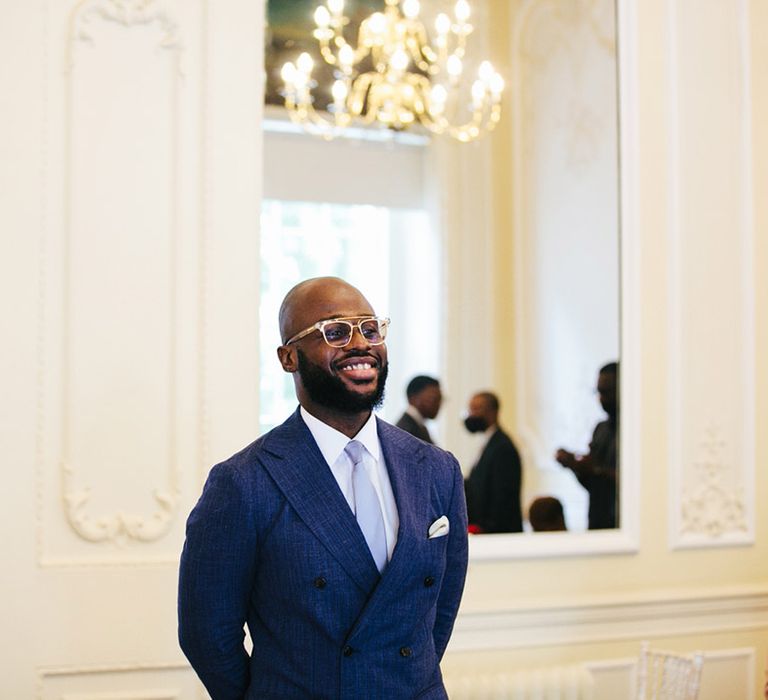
[[345, 440, 364, 465]]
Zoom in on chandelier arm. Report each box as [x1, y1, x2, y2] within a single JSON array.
[[443, 103, 502, 142], [412, 67, 502, 142], [408, 23, 435, 64], [416, 109, 448, 134], [348, 34, 371, 66], [318, 40, 339, 67], [284, 83, 353, 137], [307, 101, 348, 136], [354, 73, 383, 125], [348, 72, 377, 118]]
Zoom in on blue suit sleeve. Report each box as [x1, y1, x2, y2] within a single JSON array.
[[432, 454, 469, 659], [178, 463, 257, 700]]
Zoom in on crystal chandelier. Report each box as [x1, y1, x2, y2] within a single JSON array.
[[280, 0, 504, 142]]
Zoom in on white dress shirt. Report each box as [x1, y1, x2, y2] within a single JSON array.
[[300, 407, 399, 561], [471, 423, 498, 467]]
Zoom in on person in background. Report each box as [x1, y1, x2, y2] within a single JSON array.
[[178, 276, 468, 700], [555, 362, 619, 530], [395, 375, 442, 444], [463, 391, 523, 533], [528, 496, 567, 532]]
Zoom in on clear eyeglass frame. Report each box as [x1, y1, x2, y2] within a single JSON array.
[[284, 316, 390, 348]]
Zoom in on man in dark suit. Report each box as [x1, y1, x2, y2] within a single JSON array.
[[178, 277, 468, 700], [396, 375, 442, 443], [556, 362, 619, 529], [463, 391, 523, 533]]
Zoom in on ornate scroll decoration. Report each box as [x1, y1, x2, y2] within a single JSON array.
[[63, 461, 180, 545], [680, 426, 747, 538], [70, 0, 180, 53]]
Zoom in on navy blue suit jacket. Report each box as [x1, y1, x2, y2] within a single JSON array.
[[178, 409, 468, 699]]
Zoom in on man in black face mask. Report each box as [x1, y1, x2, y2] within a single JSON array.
[[462, 392, 523, 533]]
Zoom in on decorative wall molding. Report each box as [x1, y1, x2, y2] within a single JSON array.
[[61, 693, 177, 700], [37, 661, 190, 700], [680, 424, 747, 538], [666, 0, 755, 550], [517, 0, 616, 173], [58, 0, 183, 547], [583, 648, 756, 700], [68, 0, 181, 58], [450, 586, 768, 652], [444, 648, 757, 700], [36, 0, 209, 563], [63, 459, 179, 544]]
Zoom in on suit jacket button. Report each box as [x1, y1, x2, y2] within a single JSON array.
[[423, 576, 435, 587], [313, 576, 327, 589], [343, 645, 354, 657], [399, 647, 413, 657]]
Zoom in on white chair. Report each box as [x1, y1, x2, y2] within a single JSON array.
[[635, 641, 704, 700]]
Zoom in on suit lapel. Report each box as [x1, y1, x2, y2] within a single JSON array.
[[258, 410, 380, 594]]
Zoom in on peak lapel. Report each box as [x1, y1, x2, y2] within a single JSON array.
[[259, 411, 380, 593]]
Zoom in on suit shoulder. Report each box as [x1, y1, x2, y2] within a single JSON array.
[[394, 412, 413, 429], [493, 428, 520, 451]]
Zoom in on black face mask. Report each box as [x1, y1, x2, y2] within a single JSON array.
[[464, 415, 487, 433]]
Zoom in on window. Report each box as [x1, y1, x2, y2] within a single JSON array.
[[259, 121, 443, 434]]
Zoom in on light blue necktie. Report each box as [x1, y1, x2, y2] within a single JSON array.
[[345, 440, 387, 573]]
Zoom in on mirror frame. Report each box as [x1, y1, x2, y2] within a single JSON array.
[[469, 0, 639, 561]]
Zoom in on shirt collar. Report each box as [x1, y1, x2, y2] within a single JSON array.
[[405, 403, 425, 425], [300, 406, 381, 466]]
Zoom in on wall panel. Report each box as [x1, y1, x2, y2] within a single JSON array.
[[667, 0, 755, 548], [39, 0, 204, 565]]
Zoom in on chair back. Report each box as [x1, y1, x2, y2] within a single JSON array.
[[635, 641, 704, 700]]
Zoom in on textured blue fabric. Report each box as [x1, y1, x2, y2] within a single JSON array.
[[178, 408, 469, 700], [345, 440, 387, 573]]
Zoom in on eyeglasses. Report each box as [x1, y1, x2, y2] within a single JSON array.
[[284, 316, 390, 348]]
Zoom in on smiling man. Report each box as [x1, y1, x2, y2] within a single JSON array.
[[178, 277, 468, 700]]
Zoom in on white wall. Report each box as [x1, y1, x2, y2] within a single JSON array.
[[1, 0, 263, 696]]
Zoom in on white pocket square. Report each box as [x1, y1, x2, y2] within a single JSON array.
[[428, 516, 450, 539]]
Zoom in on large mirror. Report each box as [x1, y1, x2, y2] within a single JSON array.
[[476, 0, 620, 536], [466, 0, 634, 560], [262, 0, 631, 559]]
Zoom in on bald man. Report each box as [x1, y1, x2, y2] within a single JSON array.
[[178, 277, 468, 700]]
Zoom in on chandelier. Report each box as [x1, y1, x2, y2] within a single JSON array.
[[280, 0, 504, 142]]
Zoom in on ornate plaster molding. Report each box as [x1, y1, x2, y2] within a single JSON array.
[[70, 0, 180, 51], [51, 0, 185, 549], [62, 460, 180, 544], [680, 426, 747, 538]]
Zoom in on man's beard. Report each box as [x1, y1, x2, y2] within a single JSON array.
[[297, 348, 388, 413]]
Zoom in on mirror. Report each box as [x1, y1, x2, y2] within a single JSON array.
[[470, 0, 620, 537], [466, 0, 637, 559], [262, 0, 632, 558]]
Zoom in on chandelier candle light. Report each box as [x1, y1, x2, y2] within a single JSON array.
[[280, 0, 504, 142]]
